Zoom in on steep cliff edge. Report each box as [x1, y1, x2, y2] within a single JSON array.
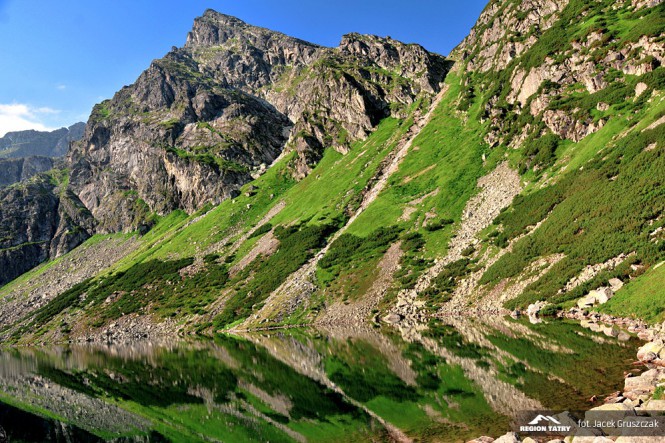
[[0, 156, 55, 188], [0, 174, 95, 286]]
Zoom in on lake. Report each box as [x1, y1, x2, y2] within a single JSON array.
[[0, 317, 639, 442]]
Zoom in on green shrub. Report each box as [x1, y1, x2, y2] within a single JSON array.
[[248, 223, 272, 239], [424, 218, 454, 232]]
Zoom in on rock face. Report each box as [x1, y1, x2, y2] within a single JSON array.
[[68, 9, 448, 232], [458, 0, 568, 73], [68, 81, 290, 232], [0, 176, 95, 285], [456, 0, 664, 148], [0, 156, 54, 188], [0, 123, 85, 158]]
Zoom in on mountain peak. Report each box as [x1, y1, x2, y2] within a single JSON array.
[[185, 9, 320, 50], [199, 9, 247, 27]]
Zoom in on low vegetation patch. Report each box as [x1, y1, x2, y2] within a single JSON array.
[[214, 223, 337, 328]]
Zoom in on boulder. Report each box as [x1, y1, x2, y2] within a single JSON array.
[[527, 300, 548, 317], [623, 370, 660, 395], [642, 399, 665, 416], [494, 433, 520, 443], [637, 341, 665, 362], [566, 435, 604, 442], [608, 278, 624, 291], [577, 294, 597, 308], [590, 287, 614, 304], [618, 331, 631, 341], [382, 314, 402, 324], [602, 325, 620, 337]]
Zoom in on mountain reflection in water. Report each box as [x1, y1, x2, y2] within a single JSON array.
[[0, 317, 638, 442]]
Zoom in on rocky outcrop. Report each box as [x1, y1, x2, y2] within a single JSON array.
[[455, 0, 665, 149], [185, 10, 322, 90], [0, 176, 95, 285], [0, 123, 84, 158], [456, 0, 569, 72], [267, 33, 449, 176], [0, 156, 54, 188], [68, 61, 291, 232]]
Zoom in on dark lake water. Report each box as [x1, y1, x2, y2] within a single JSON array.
[[0, 317, 639, 442]]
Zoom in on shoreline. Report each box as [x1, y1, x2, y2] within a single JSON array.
[[469, 308, 665, 443]]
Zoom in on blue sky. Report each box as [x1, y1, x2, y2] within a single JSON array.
[[0, 0, 487, 136]]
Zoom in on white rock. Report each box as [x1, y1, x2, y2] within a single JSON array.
[[577, 294, 597, 308], [637, 342, 665, 361], [590, 287, 614, 304], [494, 432, 520, 443], [608, 278, 624, 291]]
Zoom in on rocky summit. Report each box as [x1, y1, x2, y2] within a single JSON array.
[[0, 0, 663, 391]]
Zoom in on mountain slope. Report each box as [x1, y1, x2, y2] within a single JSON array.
[[0, 122, 85, 158], [0, 1, 664, 344], [67, 9, 448, 233]]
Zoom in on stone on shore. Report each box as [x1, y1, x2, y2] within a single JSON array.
[[642, 399, 665, 416], [637, 341, 664, 362], [494, 432, 520, 443], [577, 294, 597, 308]]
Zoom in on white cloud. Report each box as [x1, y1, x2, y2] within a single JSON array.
[[0, 103, 57, 137], [56, 84, 66, 91], [34, 106, 60, 114]]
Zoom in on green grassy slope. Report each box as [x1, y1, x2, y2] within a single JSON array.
[[4, 0, 665, 341]]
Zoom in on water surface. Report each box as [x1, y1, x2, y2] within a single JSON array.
[[0, 318, 639, 442]]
